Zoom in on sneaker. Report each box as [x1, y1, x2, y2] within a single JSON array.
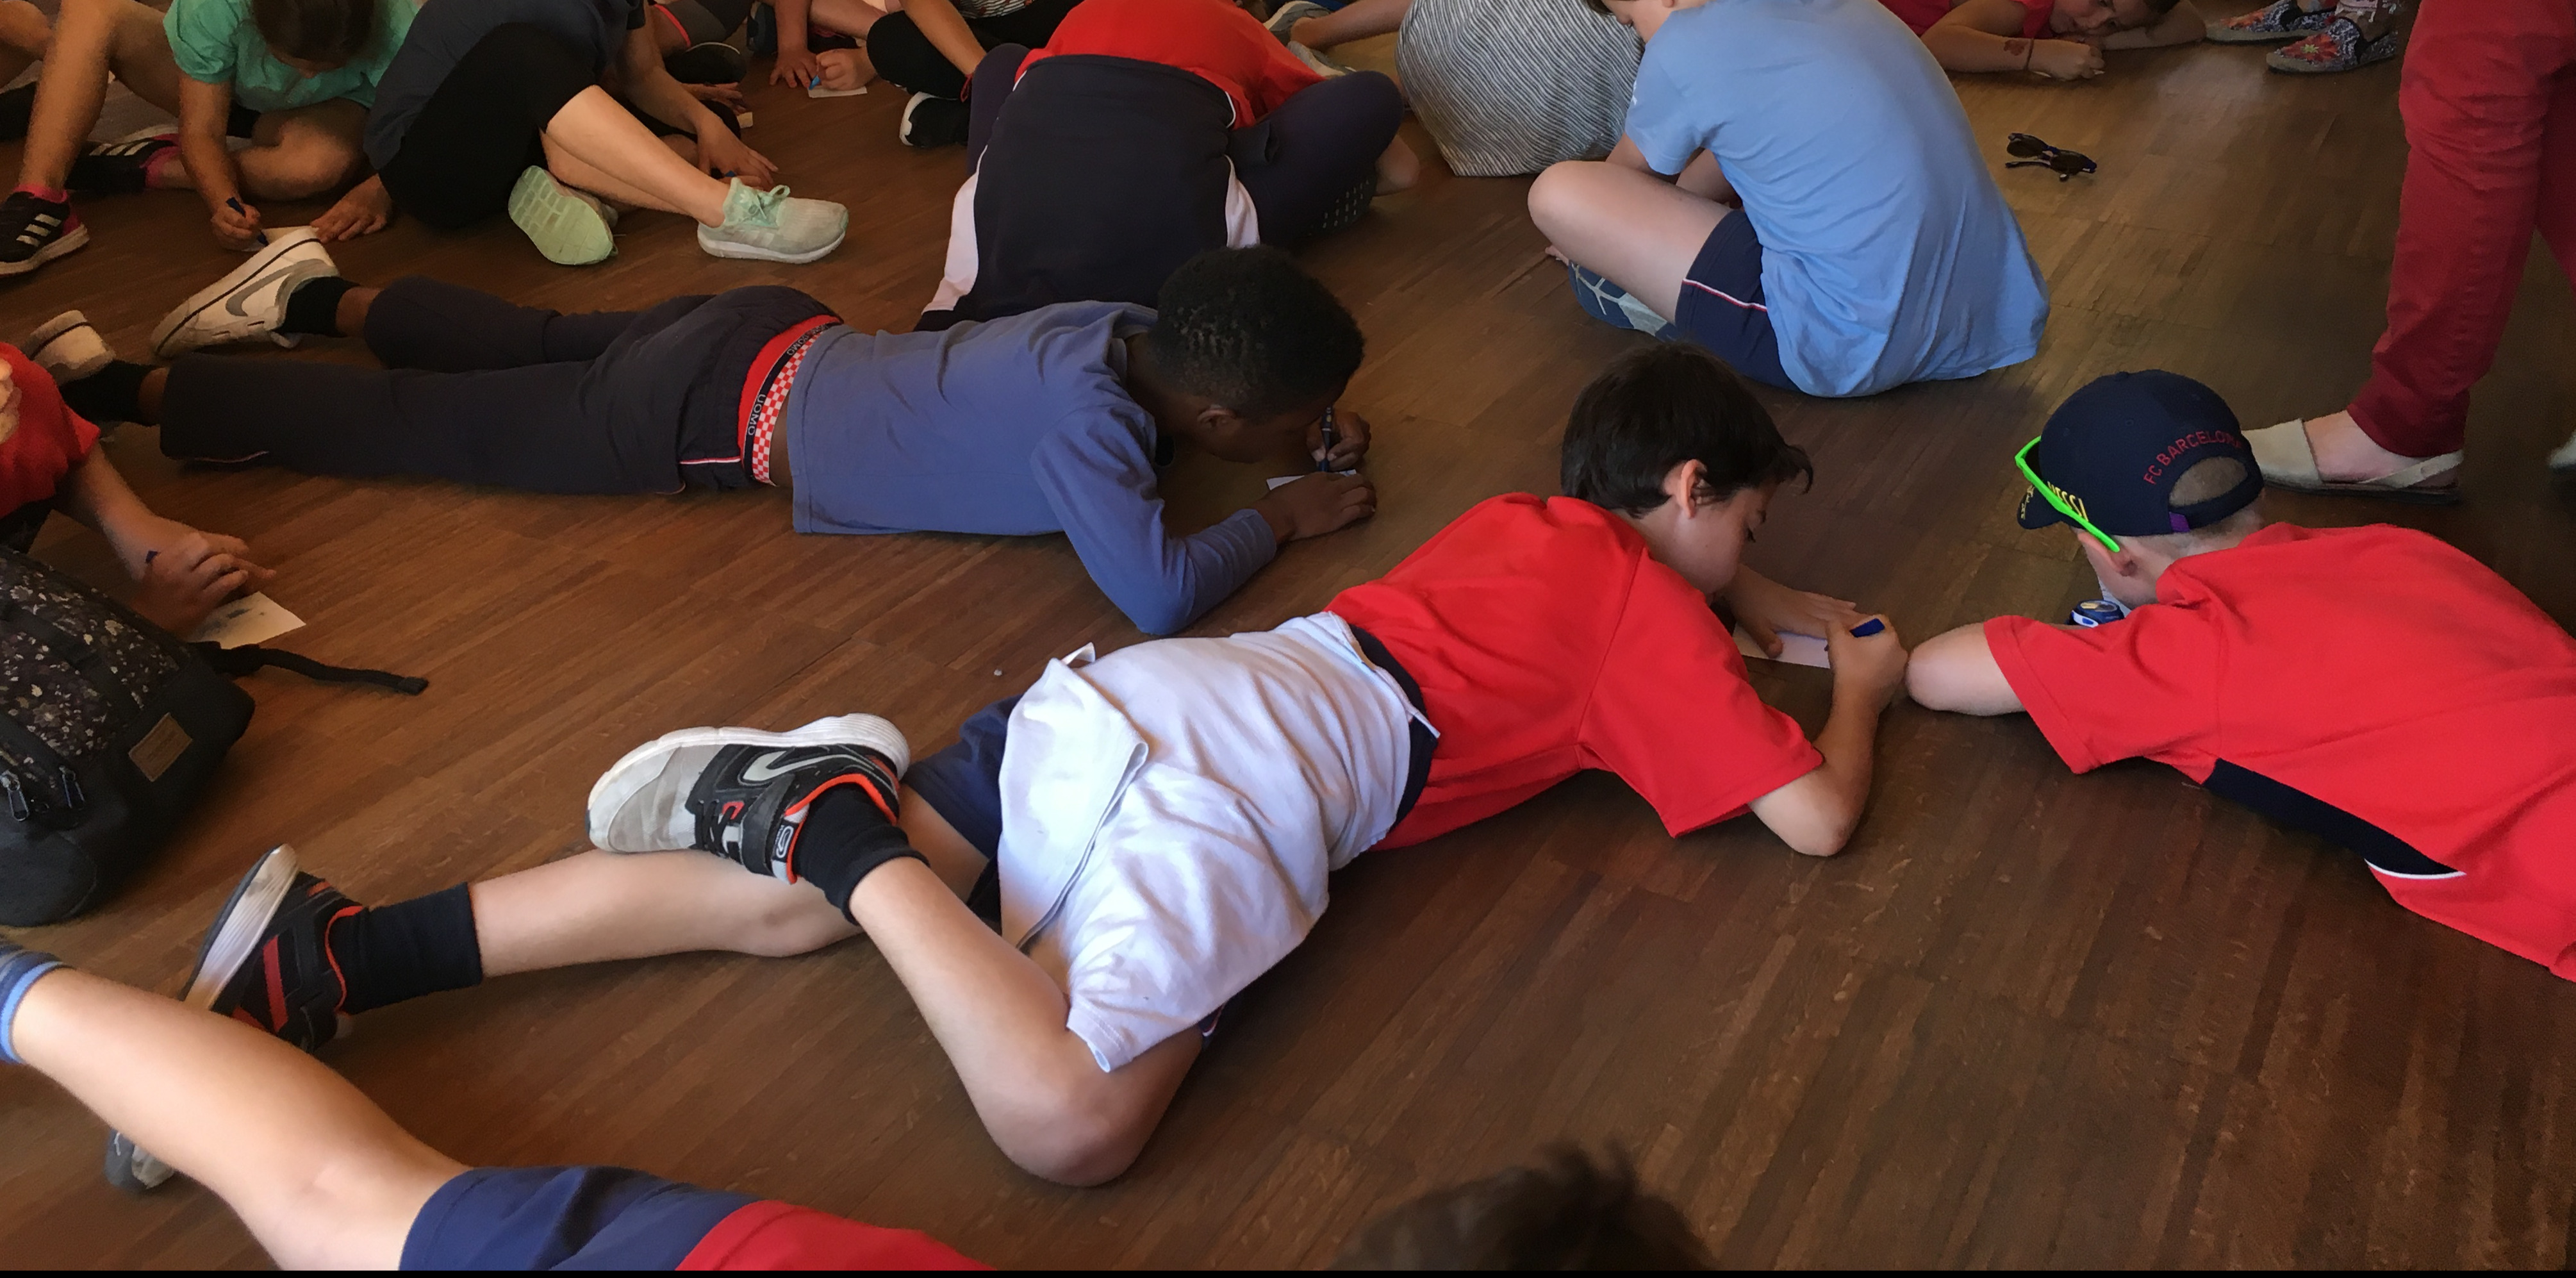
[[67, 131, 176, 195], [23, 310, 115, 384], [697, 178, 847, 263], [2208, 0, 2336, 42], [508, 166, 618, 266], [665, 40, 750, 84], [586, 714, 909, 881], [2268, 15, 2404, 72], [0, 190, 86, 278], [1264, 0, 1330, 42], [2548, 429, 2576, 474], [1566, 263, 1678, 339], [1285, 41, 1356, 78], [104, 845, 358, 1193], [898, 92, 970, 148], [147, 226, 336, 358]]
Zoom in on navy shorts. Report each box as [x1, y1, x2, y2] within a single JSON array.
[[400, 1165, 754, 1270], [1671, 212, 1794, 392]]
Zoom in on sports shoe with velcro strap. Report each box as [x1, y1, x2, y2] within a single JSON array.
[[587, 715, 910, 881]]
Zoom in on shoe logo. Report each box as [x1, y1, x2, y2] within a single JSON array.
[[227, 263, 311, 317], [738, 747, 869, 784]]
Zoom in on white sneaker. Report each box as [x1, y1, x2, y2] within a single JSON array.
[[2549, 430, 2576, 473], [507, 167, 618, 267], [697, 179, 847, 265], [24, 310, 115, 383], [586, 715, 911, 868], [148, 228, 336, 359]]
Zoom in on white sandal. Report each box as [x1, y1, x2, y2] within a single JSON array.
[[2245, 419, 2461, 504]]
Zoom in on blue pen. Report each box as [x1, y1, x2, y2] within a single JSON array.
[[1849, 617, 1887, 637], [1317, 406, 1336, 473], [226, 197, 267, 246]]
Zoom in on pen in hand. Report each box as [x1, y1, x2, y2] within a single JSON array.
[[226, 197, 267, 246], [1317, 406, 1337, 473]]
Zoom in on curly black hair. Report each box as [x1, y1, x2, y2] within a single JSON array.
[[1560, 342, 1812, 514], [1144, 247, 1365, 420], [252, 0, 377, 63], [1332, 1145, 1712, 1270]]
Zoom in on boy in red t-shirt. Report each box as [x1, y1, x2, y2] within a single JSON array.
[[103, 344, 1906, 1191], [1908, 370, 2576, 979], [1892, 0, 2201, 80], [1, 314, 272, 633]]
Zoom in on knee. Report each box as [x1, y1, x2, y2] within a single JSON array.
[[993, 1097, 1146, 1187], [248, 135, 363, 199], [1526, 160, 1598, 238], [1378, 137, 1420, 194]]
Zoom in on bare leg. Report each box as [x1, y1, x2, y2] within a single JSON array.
[[1294, 0, 1410, 49], [0, 0, 51, 87], [335, 285, 381, 339], [10, 968, 463, 1269], [1376, 136, 1419, 194], [1527, 159, 1728, 321], [18, 0, 183, 190], [538, 87, 731, 226], [1675, 149, 1735, 204], [811, 0, 887, 36], [232, 100, 368, 201]]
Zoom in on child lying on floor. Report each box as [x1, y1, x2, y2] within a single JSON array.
[[63, 239, 1377, 636], [0, 314, 271, 634], [1888, 0, 2201, 81], [1906, 370, 2576, 979], [102, 342, 1908, 1189]]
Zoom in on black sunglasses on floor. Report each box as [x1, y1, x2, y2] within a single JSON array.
[[2006, 132, 2097, 181]]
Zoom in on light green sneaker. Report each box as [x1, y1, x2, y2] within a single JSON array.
[[507, 167, 617, 266], [698, 179, 848, 265]]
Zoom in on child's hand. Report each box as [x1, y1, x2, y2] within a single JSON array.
[[1724, 567, 1859, 658], [129, 531, 276, 636], [1824, 615, 1908, 711], [688, 81, 748, 106], [1255, 472, 1376, 544], [1310, 409, 1371, 470], [313, 177, 394, 242], [2031, 38, 2106, 79], [210, 198, 263, 251], [816, 47, 872, 90], [770, 45, 824, 87], [698, 130, 779, 188]]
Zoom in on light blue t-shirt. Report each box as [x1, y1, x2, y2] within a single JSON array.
[[1624, 0, 2049, 397]]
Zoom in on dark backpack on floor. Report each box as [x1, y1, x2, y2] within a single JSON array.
[[0, 549, 424, 925]]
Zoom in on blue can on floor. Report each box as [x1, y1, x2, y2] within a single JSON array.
[[2070, 599, 2129, 627]]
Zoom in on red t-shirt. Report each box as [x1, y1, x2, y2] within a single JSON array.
[[1328, 494, 1822, 847], [0, 344, 99, 518], [1986, 523, 2576, 979], [679, 1201, 986, 1270], [1881, 0, 2051, 37], [1018, 0, 1324, 125]]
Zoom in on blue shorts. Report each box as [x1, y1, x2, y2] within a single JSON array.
[[1671, 212, 1794, 392], [400, 1166, 754, 1270]]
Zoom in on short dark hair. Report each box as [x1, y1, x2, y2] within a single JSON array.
[[1560, 343, 1812, 513], [1580, 0, 1613, 15], [1146, 246, 1364, 420], [252, 0, 376, 65], [1332, 1147, 1712, 1270]]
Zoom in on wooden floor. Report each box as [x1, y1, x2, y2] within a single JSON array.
[[4, 16, 2575, 1268]]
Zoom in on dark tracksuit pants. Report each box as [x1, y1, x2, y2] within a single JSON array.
[[159, 277, 831, 494]]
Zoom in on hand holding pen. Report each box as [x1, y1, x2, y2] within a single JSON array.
[[1313, 406, 1371, 472]]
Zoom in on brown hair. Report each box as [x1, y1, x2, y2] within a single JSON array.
[[252, 0, 376, 65], [1332, 1147, 1712, 1270]]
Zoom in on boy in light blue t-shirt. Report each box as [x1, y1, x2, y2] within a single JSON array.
[[0, 0, 415, 278], [1528, 0, 2051, 399]]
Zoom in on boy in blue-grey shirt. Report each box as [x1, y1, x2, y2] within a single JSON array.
[[60, 242, 1378, 636], [1528, 0, 2050, 399]]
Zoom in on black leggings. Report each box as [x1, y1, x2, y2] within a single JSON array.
[[966, 47, 1401, 246], [160, 278, 831, 494], [868, 0, 1083, 99], [377, 25, 595, 230]]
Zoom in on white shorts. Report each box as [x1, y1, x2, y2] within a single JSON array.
[[996, 613, 1419, 1072]]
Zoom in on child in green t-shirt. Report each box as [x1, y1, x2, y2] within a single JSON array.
[[0, 0, 415, 279]]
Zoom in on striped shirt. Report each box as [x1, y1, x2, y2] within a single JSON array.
[[1397, 0, 1640, 178]]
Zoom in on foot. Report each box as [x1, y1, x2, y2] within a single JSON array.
[[2302, 410, 2452, 485], [697, 178, 848, 263], [898, 92, 970, 148], [23, 311, 117, 384], [0, 190, 87, 279], [1264, 0, 1330, 44], [2268, 13, 2404, 72], [586, 714, 909, 881], [104, 845, 359, 1193], [1565, 262, 1678, 339], [147, 227, 336, 358], [1285, 41, 1357, 78], [2208, 0, 2336, 42], [67, 131, 178, 196], [508, 167, 618, 266]]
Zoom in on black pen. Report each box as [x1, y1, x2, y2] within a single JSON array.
[[1317, 406, 1336, 473]]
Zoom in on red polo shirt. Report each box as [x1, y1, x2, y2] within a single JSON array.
[[1018, 0, 1324, 125]]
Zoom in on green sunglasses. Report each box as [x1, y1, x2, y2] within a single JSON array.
[[2013, 436, 2120, 553]]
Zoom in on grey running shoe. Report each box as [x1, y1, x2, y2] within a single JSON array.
[[698, 178, 847, 263], [587, 715, 909, 879], [149, 228, 335, 358], [1265, 0, 1330, 42], [508, 167, 618, 266]]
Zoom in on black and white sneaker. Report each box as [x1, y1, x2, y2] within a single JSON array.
[[23, 310, 116, 384], [898, 92, 970, 149], [586, 715, 910, 881], [0, 190, 86, 278], [67, 130, 177, 195]]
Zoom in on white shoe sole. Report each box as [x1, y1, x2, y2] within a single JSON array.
[[508, 167, 617, 267], [586, 714, 911, 851], [0, 221, 88, 278], [148, 228, 327, 358], [697, 222, 848, 265], [25, 310, 113, 381]]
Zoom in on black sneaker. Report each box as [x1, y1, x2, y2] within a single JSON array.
[[0, 190, 87, 278], [104, 845, 359, 1192], [586, 715, 911, 881], [68, 132, 176, 195], [899, 92, 970, 149]]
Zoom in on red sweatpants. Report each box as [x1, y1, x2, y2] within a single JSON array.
[[2347, 0, 2576, 458]]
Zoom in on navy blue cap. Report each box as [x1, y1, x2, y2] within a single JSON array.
[[2016, 371, 2261, 537]]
